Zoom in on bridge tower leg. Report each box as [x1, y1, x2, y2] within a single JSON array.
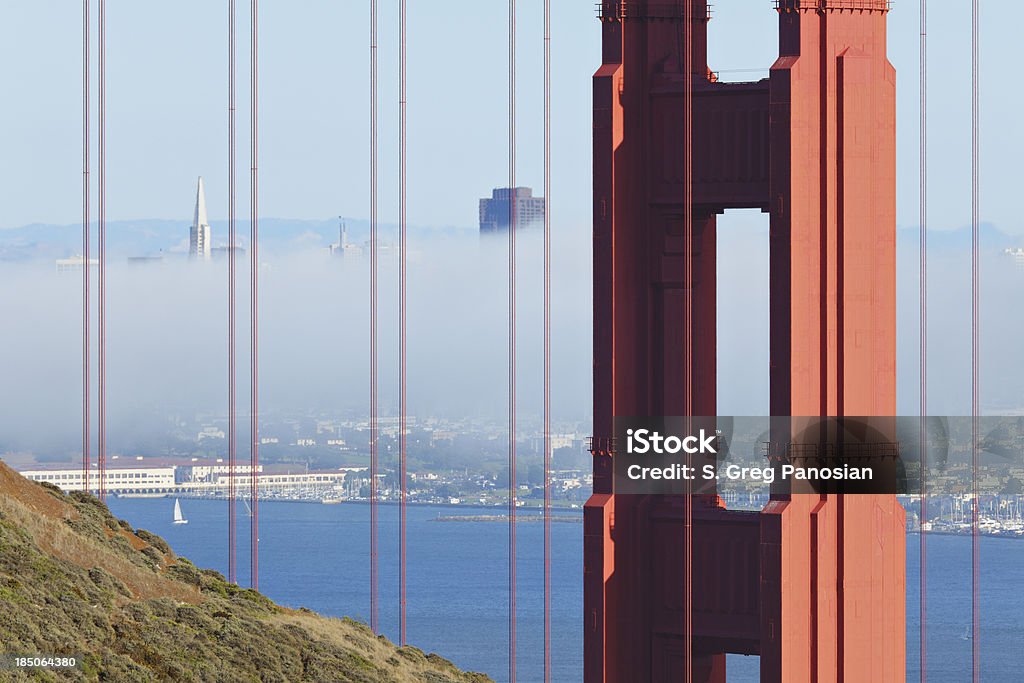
[[764, 3, 903, 681], [586, 2, 904, 682]]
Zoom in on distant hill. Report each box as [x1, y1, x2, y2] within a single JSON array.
[[0, 218, 475, 263], [0, 461, 491, 682], [896, 222, 1020, 251]]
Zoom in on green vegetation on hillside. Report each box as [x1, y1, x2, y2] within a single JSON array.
[[0, 461, 491, 683]]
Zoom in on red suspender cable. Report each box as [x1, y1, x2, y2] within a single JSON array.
[[682, 4, 694, 682], [508, 1, 518, 679], [542, 0, 552, 680], [249, 0, 260, 592], [82, 0, 91, 497], [918, 0, 928, 679], [228, 0, 238, 585], [97, 0, 106, 503], [399, 0, 409, 647], [970, 0, 980, 678], [369, 0, 380, 636]]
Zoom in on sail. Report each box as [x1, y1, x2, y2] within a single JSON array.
[[173, 498, 185, 523]]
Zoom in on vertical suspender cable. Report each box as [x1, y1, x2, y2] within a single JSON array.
[[970, 0, 980, 679], [682, 4, 694, 682], [250, 0, 260, 592], [82, 0, 91, 497], [918, 0, 928, 679], [508, 1, 518, 680], [97, 0, 106, 503], [542, 0, 552, 680], [228, 0, 238, 585], [399, 0, 408, 647], [369, 0, 380, 636]]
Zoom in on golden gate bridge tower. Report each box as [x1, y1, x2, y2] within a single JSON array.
[[586, 1, 904, 681]]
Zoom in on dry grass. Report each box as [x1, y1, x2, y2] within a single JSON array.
[[0, 465, 197, 603], [270, 612, 492, 683], [0, 458, 74, 519]]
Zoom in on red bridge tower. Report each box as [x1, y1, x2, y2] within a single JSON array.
[[586, 1, 904, 681]]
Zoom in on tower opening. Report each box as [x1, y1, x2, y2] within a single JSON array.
[[716, 209, 769, 416]]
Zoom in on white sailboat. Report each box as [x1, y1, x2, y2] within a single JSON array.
[[173, 498, 189, 525]]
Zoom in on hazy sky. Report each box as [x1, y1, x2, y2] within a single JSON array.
[[1, 1, 1022, 234], [2, 3, 1023, 457]]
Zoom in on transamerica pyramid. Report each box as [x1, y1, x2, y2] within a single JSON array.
[[189, 176, 211, 260]]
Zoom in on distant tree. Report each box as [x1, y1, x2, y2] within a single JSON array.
[[434, 484, 459, 500], [495, 467, 531, 488]]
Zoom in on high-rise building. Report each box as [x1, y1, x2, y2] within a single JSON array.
[[189, 176, 212, 260], [478, 187, 545, 235]]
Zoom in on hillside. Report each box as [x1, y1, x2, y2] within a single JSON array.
[[0, 461, 491, 682]]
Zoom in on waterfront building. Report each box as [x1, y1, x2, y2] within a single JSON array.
[[55, 254, 99, 273], [21, 466, 177, 494]]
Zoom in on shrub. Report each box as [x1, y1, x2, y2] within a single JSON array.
[[38, 481, 65, 497], [136, 529, 172, 556]]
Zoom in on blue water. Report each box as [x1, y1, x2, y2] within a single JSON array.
[[108, 499, 581, 682], [107, 498, 1023, 682]]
